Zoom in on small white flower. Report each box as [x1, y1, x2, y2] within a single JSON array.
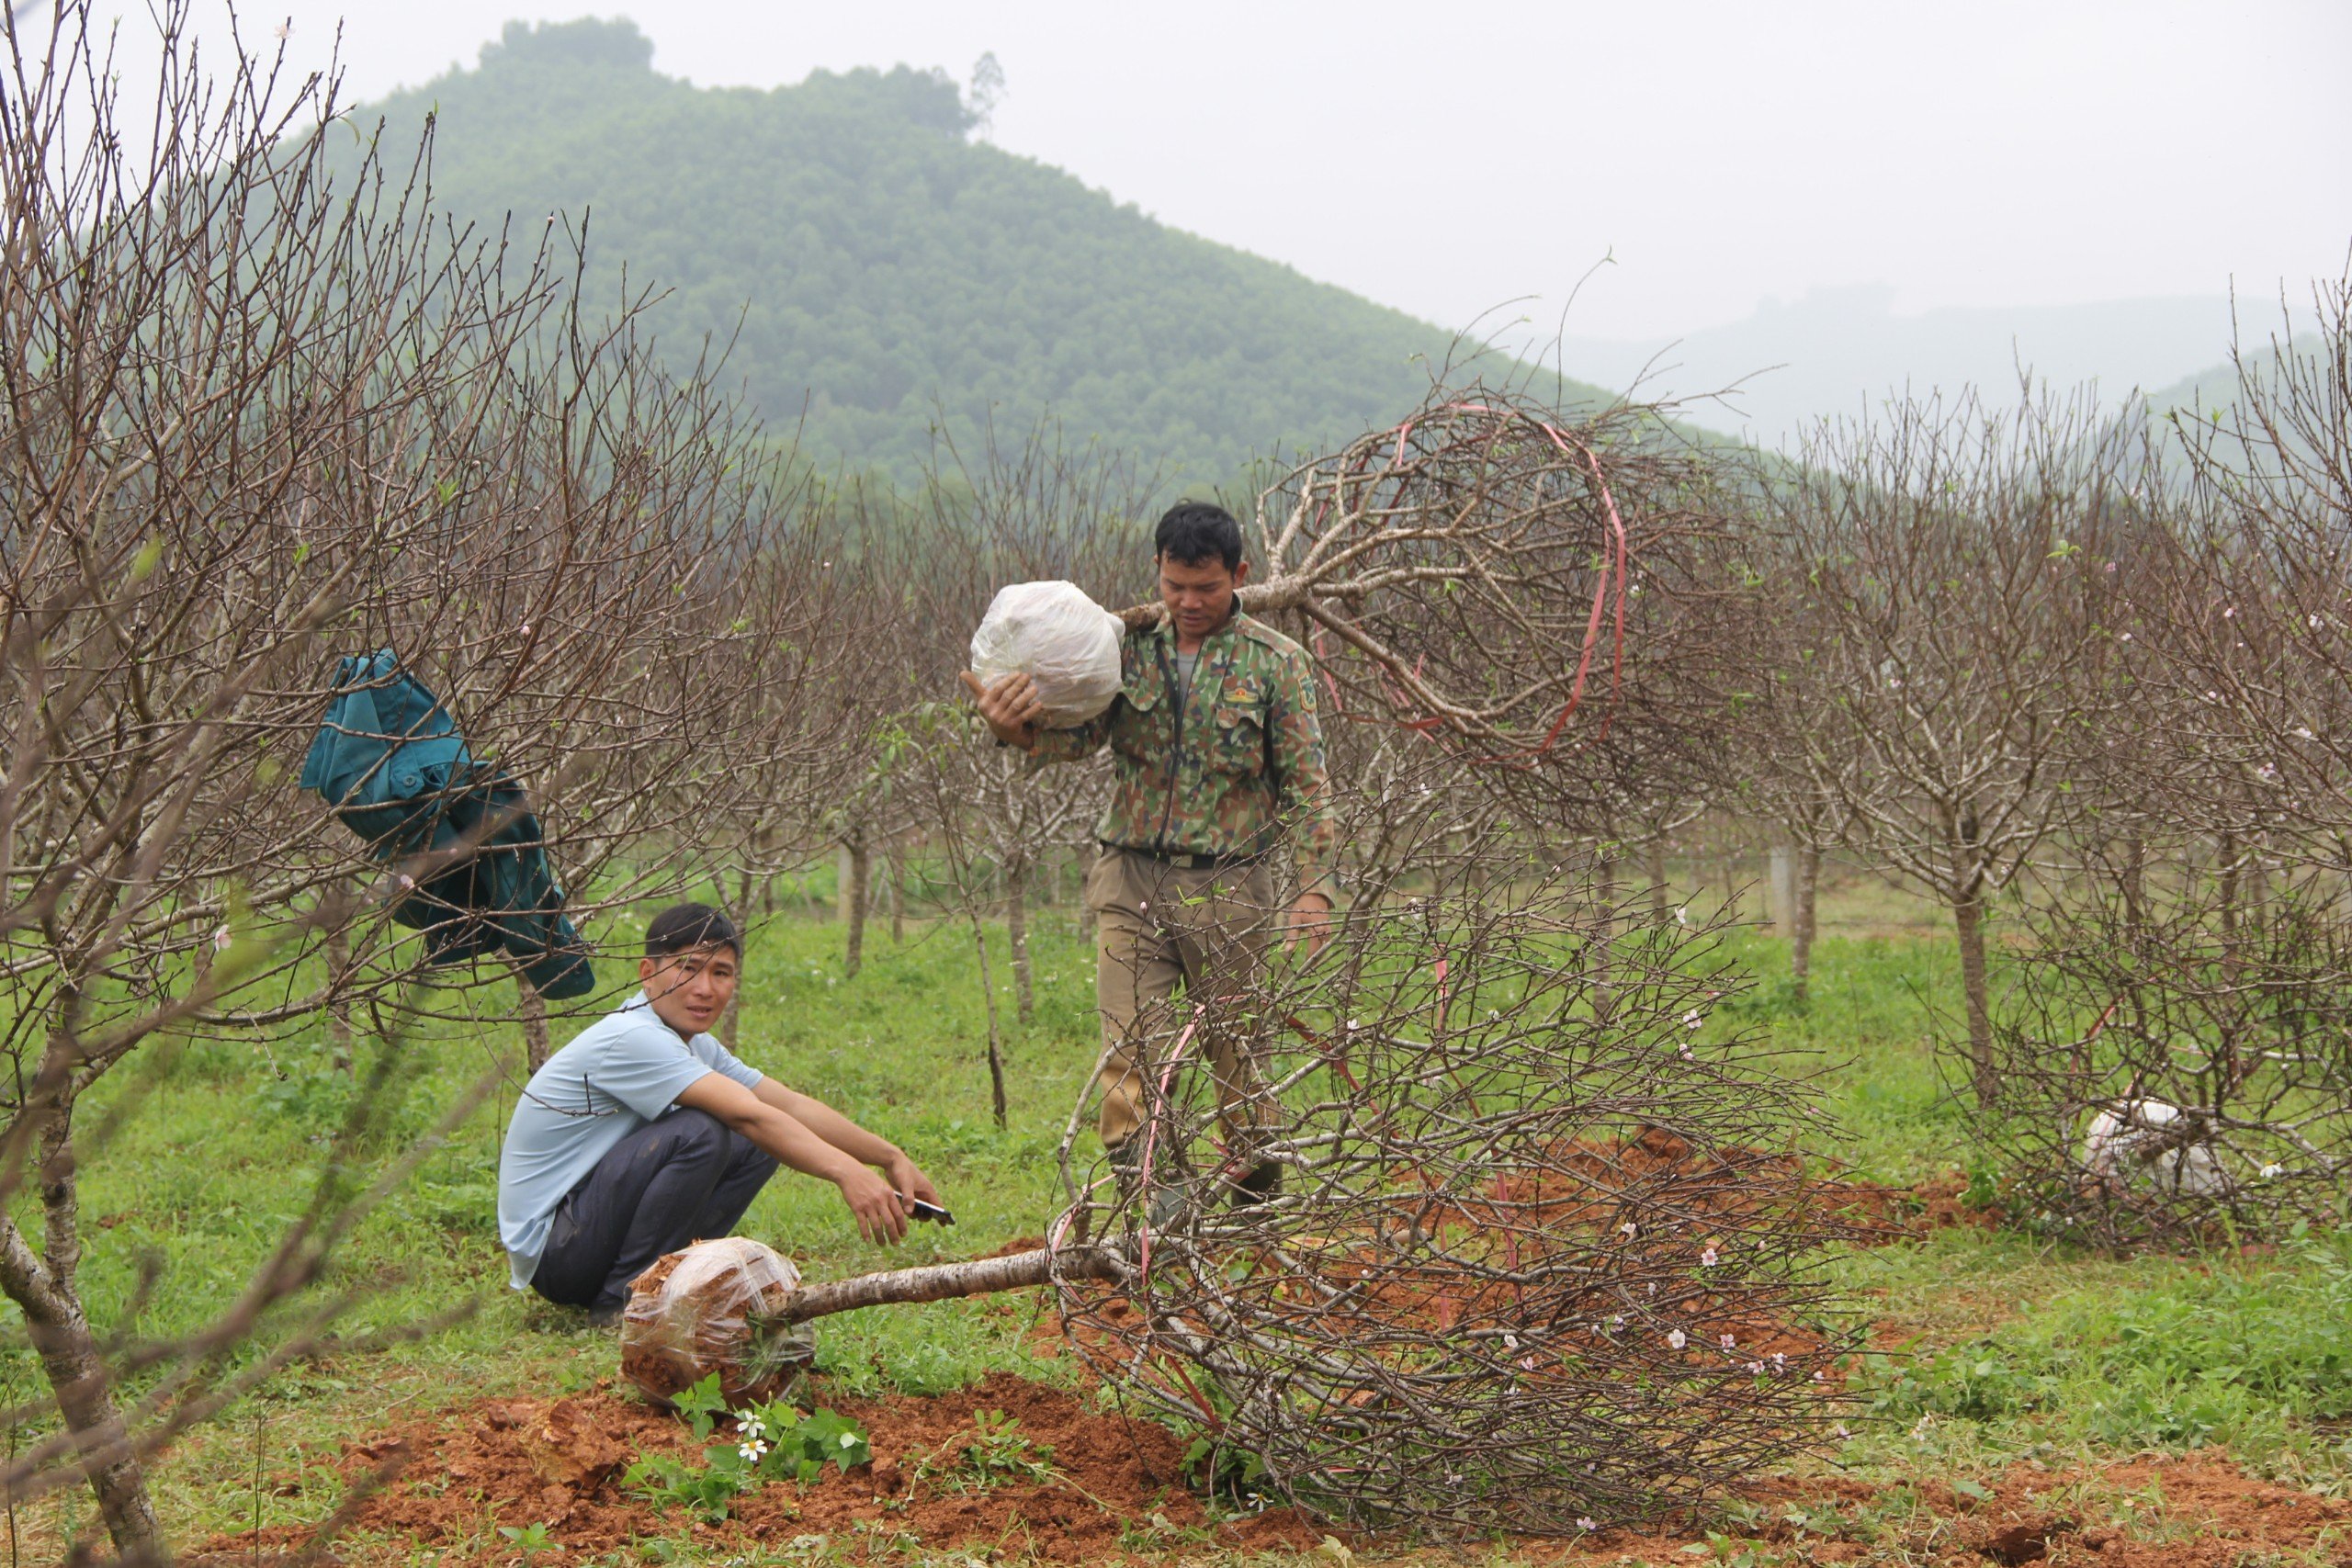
[[1501, 1332, 1520, 1350], [1771, 1352, 1787, 1370], [2205, 690, 2221, 702], [1910, 1415, 1934, 1441], [1345, 1018, 1360, 1032], [1682, 1010, 1702, 1029], [2120, 631, 2132, 642], [1700, 1247, 1718, 1268], [2256, 762, 2281, 783], [1720, 1332, 1736, 1350], [2309, 614, 2322, 629], [739, 1416, 766, 1438], [397, 873, 416, 890], [272, 19, 290, 39], [1666, 1328, 1686, 1349], [1678, 1045, 1695, 1062], [1520, 1354, 1537, 1371], [2294, 726, 2317, 741], [2259, 1162, 2283, 1179], [212, 926, 232, 951], [518, 622, 531, 637], [2224, 606, 2237, 618], [1619, 1221, 1637, 1239], [1646, 1281, 1657, 1295], [1611, 1314, 1626, 1326], [1832, 1423, 1852, 1438], [1747, 1360, 1765, 1374], [739, 1438, 769, 1462], [1814, 1371, 1826, 1382], [1674, 905, 1690, 926], [1577, 1517, 1598, 1532]]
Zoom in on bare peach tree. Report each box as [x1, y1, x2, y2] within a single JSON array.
[[0, 6, 831, 1558], [1962, 278, 2352, 1238], [1756, 390, 2145, 1101]]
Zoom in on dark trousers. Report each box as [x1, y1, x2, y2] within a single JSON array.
[[532, 1108, 778, 1314]]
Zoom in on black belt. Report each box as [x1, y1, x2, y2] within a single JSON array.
[[1104, 842, 1261, 873]]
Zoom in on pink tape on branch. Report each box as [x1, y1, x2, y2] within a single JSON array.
[[1302, 402, 1635, 764], [1134, 1006, 1206, 1285]]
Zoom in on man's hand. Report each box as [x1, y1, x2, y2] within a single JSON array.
[[886, 1155, 943, 1213], [960, 671, 1046, 750], [835, 1163, 910, 1246], [1284, 891, 1334, 957]]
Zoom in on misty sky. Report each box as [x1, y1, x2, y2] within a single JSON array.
[[110, 1, 2352, 342]]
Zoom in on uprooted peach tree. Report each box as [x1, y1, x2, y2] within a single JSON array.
[[620, 874, 1859, 1537]]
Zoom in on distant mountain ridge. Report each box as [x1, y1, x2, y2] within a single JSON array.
[[351, 18, 1609, 488]]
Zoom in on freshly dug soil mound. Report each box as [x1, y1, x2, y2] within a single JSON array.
[[204, 1373, 1318, 1565]]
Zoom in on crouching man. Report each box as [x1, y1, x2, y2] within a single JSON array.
[[498, 903, 943, 1322]]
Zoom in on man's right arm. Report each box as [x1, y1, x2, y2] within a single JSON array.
[[675, 1071, 911, 1244], [961, 671, 1112, 762]]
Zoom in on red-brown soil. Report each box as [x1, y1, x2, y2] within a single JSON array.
[[200, 1372, 1317, 1565], [1521, 1452, 2352, 1567]]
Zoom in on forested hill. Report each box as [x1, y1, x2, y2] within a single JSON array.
[[354, 18, 1601, 486]]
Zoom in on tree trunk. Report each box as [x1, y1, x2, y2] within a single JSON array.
[[769, 1244, 1117, 1325], [1645, 837, 1668, 922], [2120, 833, 2145, 926], [1791, 843, 1821, 1006], [324, 923, 355, 1075], [842, 838, 870, 980], [518, 976, 552, 1072], [1006, 861, 1034, 1025], [888, 843, 906, 945], [0, 1219, 162, 1558], [2217, 829, 2240, 937], [968, 918, 1010, 1128], [718, 865, 757, 1047], [1951, 883, 1996, 1107]]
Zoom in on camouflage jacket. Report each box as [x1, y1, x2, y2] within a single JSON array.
[[1031, 611, 1338, 896]]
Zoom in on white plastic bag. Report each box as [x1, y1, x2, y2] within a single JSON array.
[[2080, 1100, 2228, 1199], [969, 581, 1125, 728], [619, 1236, 816, 1407]]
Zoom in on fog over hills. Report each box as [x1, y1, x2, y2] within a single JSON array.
[[1553, 288, 2241, 450]]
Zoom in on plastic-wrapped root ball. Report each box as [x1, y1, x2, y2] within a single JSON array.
[[619, 1236, 816, 1407], [969, 581, 1126, 728]]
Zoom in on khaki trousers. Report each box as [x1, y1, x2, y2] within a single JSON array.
[[1084, 848, 1279, 1152]]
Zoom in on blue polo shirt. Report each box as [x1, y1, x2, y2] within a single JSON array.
[[496, 991, 764, 1289]]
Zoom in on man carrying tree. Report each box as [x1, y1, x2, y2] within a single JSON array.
[[967, 502, 1337, 1201], [498, 903, 944, 1322]]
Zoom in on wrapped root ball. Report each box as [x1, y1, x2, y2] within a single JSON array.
[[619, 1237, 815, 1407], [969, 581, 1125, 728]]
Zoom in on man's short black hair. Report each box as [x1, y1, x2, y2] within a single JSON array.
[[644, 902, 741, 961], [1155, 502, 1244, 571]]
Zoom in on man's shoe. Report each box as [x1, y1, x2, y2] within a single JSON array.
[[585, 1301, 626, 1329], [1231, 1160, 1283, 1208]]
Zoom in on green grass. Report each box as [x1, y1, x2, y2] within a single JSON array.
[[8, 886, 2352, 1560]]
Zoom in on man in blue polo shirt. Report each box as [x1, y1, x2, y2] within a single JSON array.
[[498, 903, 943, 1321]]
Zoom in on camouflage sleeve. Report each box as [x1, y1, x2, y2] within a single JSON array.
[[1270, 649, 1340, 900], [1027, 707, 1114, 766]]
